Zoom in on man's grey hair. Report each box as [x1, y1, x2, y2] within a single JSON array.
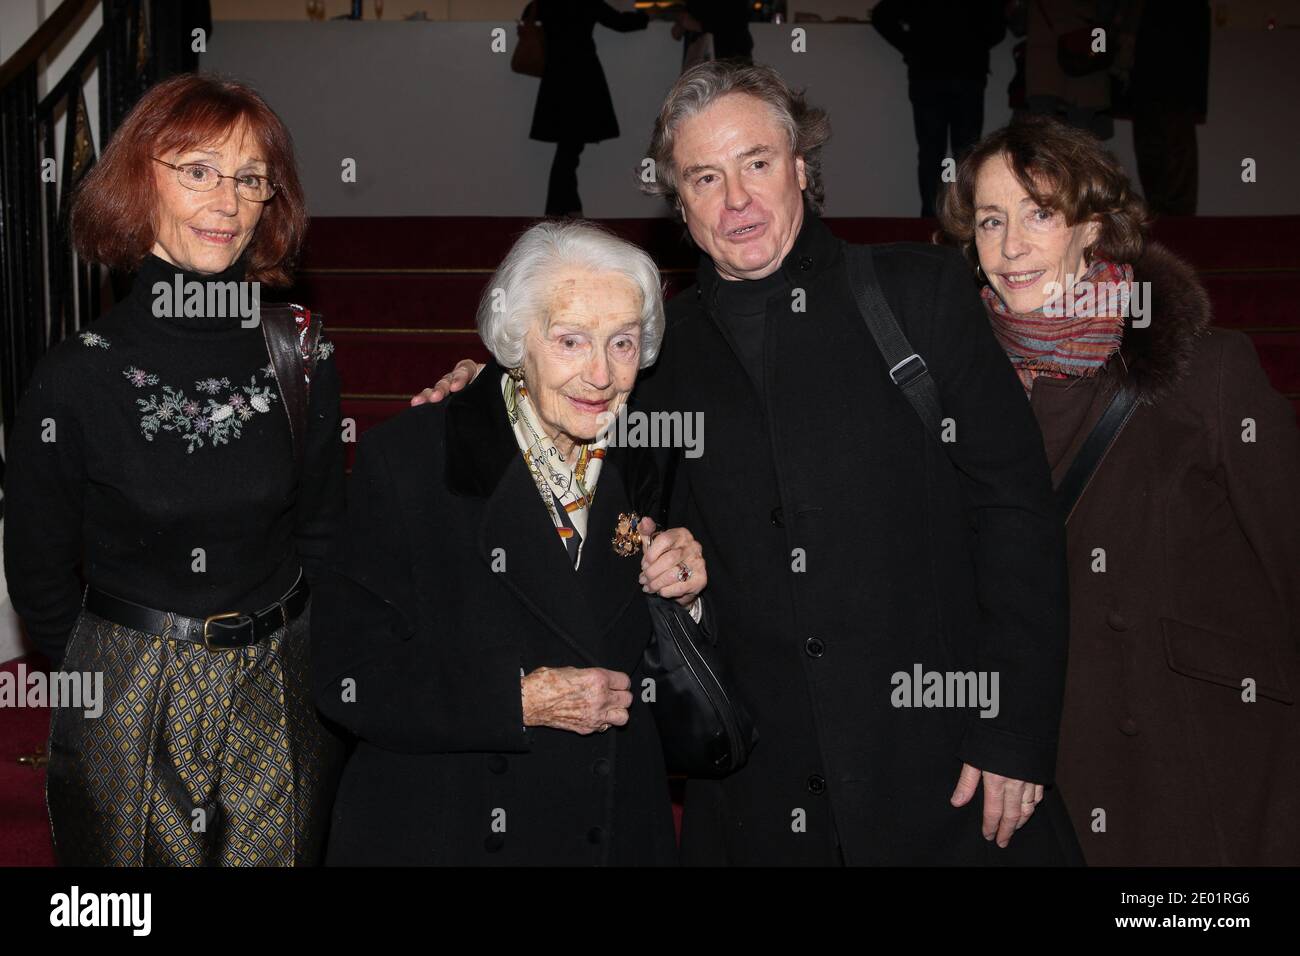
[[476, 219, 666, 369], [640, 60, 832, 214]]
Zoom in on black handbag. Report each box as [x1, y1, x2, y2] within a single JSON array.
[[641, 593, 757, 777], [511, 2, 545, 78], [637, 446, 757, 778]]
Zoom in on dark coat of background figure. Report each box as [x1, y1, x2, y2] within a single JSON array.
[[1128, 0, 1211, 215], [1032, 243, 1300, 865], [685, 0, 755, 63], [529, 0, 649, 215], [312, 361, 678, 865], [143, 0, 212, 77], [872, 0, 1008, 217], [529, 0, 649, 145], [635, 209, 1082, 865]]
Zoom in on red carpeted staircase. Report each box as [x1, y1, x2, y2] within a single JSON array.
[[285, 216, 1300, 467], [0, 656, 55, 865], [3, 215, 1296, 865]]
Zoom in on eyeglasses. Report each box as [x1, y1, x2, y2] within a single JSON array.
[[154, 158, 278, 203]]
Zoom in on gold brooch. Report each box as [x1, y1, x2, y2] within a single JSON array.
[[612, 512, 642, 557]]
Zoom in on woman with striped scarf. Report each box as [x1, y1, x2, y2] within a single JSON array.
[[937, 114, 1300, 866]]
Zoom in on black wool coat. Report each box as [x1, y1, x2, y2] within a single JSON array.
[[311, 363, 677, 865], [634, 210, 1082, 865]]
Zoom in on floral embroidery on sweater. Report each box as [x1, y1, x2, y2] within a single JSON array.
[[80, 331, 110, 349], [127, 364, 279, 454], [124, 367, 159, 388]]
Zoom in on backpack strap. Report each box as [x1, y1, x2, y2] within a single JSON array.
[[843, 244, 946, 438]]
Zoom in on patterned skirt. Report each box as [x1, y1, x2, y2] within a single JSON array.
[[46, 599, 342, 866]]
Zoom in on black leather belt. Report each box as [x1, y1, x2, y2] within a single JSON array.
[[84, 573, 310, 652]]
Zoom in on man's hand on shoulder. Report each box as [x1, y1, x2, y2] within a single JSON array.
[[410, 359, 485, 405]]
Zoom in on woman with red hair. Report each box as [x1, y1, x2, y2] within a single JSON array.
[[3, 74, 344, 866]]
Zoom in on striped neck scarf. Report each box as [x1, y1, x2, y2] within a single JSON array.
[[502, 373, 607, 568], [980, 257, 1132, 395]]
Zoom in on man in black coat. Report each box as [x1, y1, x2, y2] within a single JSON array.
[[423, 62, 1079, 865]]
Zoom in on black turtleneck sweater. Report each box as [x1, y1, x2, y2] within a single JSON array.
[[3, 254, 345, 664], [710, 266, 793, 394]]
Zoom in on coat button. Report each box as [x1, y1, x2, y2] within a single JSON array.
[[805, 637, 825, 658], [487, 755, 508, 774], [798, 255, 814, 271], [592, 758, 610, 777], [1106, 610, 1131, 632], [807, 773, 826, 795], [484, 834, 505, 852], [770, 506, 784, 527], [1119, 717, 1140, 736], [587, 826, 604, 844]]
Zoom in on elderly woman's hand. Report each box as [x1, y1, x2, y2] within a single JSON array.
[[411, 359, 484, 406], [521, 666, 633, 734], [637, 517, 707, 607]]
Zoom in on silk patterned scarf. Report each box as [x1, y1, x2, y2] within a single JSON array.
[[502, 373, 607, 568]]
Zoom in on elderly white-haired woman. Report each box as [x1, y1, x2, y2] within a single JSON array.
[[312, 219, 707, 865]]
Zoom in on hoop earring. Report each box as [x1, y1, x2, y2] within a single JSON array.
[[975, 264, 986, 283]]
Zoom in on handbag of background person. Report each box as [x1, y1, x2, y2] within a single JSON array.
[[511, 2, 545, 77]]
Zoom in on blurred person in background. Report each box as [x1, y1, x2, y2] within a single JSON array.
[[873, 0, 1007, 216]]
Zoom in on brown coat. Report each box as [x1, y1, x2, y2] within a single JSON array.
[[1029, 242, 1300, 865]]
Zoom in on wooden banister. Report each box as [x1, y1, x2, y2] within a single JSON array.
[[0, 0, 99, 90]]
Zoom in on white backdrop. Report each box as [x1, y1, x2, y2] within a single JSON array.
[[200, 20, 1300, 218]]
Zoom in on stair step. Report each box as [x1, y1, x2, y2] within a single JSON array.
[[295, 265, 1300, 336], [301, 217, 700, 271], [1199, 273, 1300, 329], [1146, 217, 1300, 271], [329, 315, 1299, 416], [307, 217, 1300, 437], [297, 272, 492, 331], [295, 271, 697, 331], [300, 216, 1300, 272], [332, 329, 490, 396]]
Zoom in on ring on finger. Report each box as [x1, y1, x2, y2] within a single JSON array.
[[676, 562, 692, 582]]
